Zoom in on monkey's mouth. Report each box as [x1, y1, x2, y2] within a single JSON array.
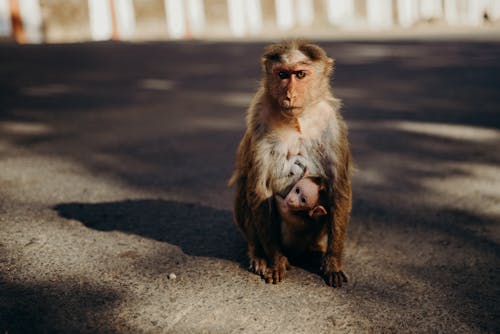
[[281, 104, 304, 116], [281, 97, 303, 108], [279, 97, 304, 116]]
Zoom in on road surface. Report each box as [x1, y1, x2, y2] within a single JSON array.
[[0, 40, 499, 333]]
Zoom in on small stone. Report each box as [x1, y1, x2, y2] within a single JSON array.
[[168, 273, 177, 280]]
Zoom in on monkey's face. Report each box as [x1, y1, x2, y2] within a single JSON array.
[[266, 51, 323, 117], [272, 66, 313, 116], [285, 178, 320, 211]]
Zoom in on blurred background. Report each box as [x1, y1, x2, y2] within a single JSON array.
[[1, 0, 500, 43]]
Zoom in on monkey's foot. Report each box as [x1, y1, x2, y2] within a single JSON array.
[[321, 257, 348, 288], [263, 256, 290, 284], [248, 257, 268, 276], [322, 270, 348, 288]]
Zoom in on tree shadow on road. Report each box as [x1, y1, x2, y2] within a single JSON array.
[[0, 276, 121, 334], [54, 199, 247, 264]]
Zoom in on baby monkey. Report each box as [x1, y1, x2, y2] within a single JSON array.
[[275, 174, 329, 254], [275, 175, 327, 221]]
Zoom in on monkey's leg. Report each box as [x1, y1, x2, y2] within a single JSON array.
[[252, 200, 290, 284], [322, 182, 351, 288], [234, 180, 270, 277], [237, 213, 269, 276], [248, 238, 268, 276]]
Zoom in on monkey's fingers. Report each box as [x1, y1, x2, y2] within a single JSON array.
[[272, 268, 284, 284], [293, 155, 307, 170], [263, 265, 287, 284], [263, 270, 276, 284], [324, 271, 348, 288], [263, 269, 274, 283], [249, 258, 268, 276]]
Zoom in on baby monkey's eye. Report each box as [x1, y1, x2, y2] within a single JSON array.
[[301, 197, 306, 203], [296, 71, 306, 79], [295, 187, 300, 194]]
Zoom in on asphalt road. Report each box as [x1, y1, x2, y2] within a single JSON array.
[[0, 40, 499, 333]]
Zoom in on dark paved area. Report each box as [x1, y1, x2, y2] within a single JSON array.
[[0, 40, 499, 333]]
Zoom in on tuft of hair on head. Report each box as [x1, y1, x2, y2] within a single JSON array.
[[261, 40, 306, 69], [297, 42, 327, 61], [261, 41, 287, 73], [261, 39, 334, 76]]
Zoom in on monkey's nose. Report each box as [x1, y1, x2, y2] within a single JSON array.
[[286, 90, 296, 100], [282, 98, 292, 108]]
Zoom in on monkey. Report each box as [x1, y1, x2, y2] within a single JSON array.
[[275, 176, 329, 254], [229, 40, 352, 287], [275, 176, 327, 221]]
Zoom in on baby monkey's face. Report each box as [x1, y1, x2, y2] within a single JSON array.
[[285, 178, 320, 211]]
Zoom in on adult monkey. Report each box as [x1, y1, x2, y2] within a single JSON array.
[[229, 40, 352, 287]]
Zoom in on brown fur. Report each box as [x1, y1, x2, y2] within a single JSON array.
[[229, 40, 352, 287]]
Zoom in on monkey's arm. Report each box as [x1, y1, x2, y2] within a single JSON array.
[[322, 124, 352, 288], [245, 178, 289, 284], [322, 170, 351, 287]]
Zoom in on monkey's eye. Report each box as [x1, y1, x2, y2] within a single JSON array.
[[296, 71, 306, 79], [278, 71, 289, 79], [301, 197, 306, 203], [295, 187, 300, 194]]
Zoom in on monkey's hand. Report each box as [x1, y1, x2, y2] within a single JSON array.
[[263, 254, 290, 284], [272, 155, 307, 196], [321, 257, 348, 288], [289, 155, 307, 177]]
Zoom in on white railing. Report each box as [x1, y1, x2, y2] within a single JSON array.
[[1, 0, 499, 43]]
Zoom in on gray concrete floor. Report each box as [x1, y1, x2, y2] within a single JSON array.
[[0, 40, 499, 333]]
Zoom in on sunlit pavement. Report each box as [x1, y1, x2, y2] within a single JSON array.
[[1, 40, 499, 333]]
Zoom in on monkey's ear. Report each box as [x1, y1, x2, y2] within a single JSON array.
[[309, 205, 327, 219]]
